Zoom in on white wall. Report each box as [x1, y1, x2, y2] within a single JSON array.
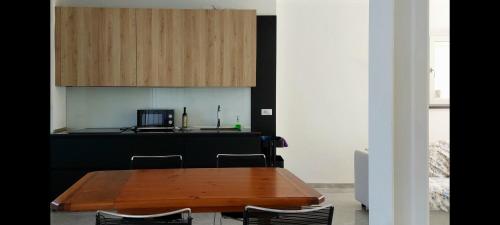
[[51, 0, 67, 132], [276, 0, 368, 183], [430, 0, 449, 36], [67, 88, 251, 129], [429, 0, 449, 143], [429, 109, 449, 142], [53, 0, 276, 130]]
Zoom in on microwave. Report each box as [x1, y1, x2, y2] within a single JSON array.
[[137, 109, 175, 128]]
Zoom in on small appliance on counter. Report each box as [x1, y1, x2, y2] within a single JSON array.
[[136, 109, 175, 132]]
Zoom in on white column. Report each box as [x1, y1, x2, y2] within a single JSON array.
[[368, 0, 395, 223], [369, 0, 429, 224]]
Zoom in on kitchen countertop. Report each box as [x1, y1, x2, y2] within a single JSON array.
[[52, 127, 261, 136]]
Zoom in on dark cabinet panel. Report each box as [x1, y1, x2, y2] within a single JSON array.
[[184, 136, 262, 168], [131, 135, 185, 156], [183, 137, 219, 168], [216, 136, 261, 154], [251, 16, 276, 136], [50, 134, 262, 170], [50, 136, 133, 169]]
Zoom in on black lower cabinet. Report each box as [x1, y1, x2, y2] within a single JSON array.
[[183, 137, 219, 168], [50, 135, 133, 169], [183, 136, 261, 168], [50, 134, 263, 199], [131, 135, 185, 157]]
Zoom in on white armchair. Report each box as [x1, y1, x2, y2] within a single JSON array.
[[354, 150, 368, 209], [354, 141, 450, 212]]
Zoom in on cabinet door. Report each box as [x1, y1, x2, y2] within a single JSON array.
[[221, 10, 256, 87], [137, 9, 213, 87], [136, 9, 187, 87], [136, 9, 256, 87], [50, 135, 134, 170], [57, 7, 136, 86], [207, 9, 255, 87], [183, 136, 219, 168]]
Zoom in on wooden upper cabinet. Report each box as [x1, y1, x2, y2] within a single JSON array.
[[136, 9, 256, 87], [136, 9, 186, 87], [56, 7, 256, 87], [221, 10, 257, 87], [56, 7, 136, 86]]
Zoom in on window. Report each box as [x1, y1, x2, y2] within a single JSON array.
[[429, 36, 450, 107]]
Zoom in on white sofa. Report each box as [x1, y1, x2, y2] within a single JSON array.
[[354, 150, 369, 209], [354, 141, 450, 212]]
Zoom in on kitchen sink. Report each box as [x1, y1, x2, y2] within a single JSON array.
[[199, 127, 241, 131]]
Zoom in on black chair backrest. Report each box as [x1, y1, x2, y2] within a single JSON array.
[[216, 154, 267, 168], [96, 208, 192, 225], [243, 205, 334, 225], [130, 155, 183, 169]]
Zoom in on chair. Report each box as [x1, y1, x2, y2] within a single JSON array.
[[216, 154, 267, 168], [130, 155, 183, 169], [215, 154, 267, 224], [96, 208, 192, 225], [243, 204, 334, 225]]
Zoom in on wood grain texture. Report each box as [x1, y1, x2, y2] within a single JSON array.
[[55, 7, 62, 86], [241, 10, 257, 86], [137, 9, 185, 87], [183, 9, 208, 86], [137, 9, 256, 87], [51, 171, 132, 211], [221, 10, 235, 86], [57, 7, 255, 87], [221, 9, 256, 87], [51, 168, 324, 213], [58, 7, 136, 86], [206, 10, 224, 86]]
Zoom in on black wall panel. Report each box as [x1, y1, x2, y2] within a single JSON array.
[[251, 16, 277, 137]]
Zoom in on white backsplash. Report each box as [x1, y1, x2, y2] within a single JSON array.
[[66, 87, 251, 129]]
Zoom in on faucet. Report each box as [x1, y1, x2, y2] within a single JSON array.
[[217, 105, 221, 129]]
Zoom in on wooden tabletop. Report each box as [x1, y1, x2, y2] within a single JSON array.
[[51, 168, 325, 214]]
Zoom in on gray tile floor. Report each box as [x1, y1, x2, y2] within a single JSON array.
[[50, 187, 449, 225]]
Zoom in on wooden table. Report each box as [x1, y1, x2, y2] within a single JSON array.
[[51, 168, 325, 214]]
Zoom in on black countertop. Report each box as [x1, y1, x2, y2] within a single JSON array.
[[52, 128, 261, 136]]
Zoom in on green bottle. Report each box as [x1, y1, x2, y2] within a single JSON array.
[[234, 116, 241, 130]]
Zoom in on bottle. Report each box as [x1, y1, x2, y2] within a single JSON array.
[[182, 107, 188, 128], [234, 116, 241, 130]]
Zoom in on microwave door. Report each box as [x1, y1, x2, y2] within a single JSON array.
[[147, 113, 152, 126]]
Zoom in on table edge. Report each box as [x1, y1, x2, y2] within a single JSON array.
[[50, 171, 98, 211]]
